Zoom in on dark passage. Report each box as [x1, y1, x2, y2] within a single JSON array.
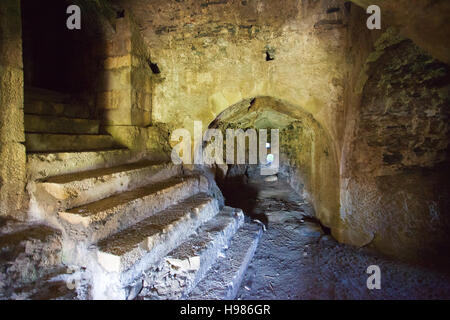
[[218, 170, 450, 299]]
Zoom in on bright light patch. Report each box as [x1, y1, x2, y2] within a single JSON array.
[[266, 154, 274, 164]]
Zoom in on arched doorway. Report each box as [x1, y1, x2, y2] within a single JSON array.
[[206, 96, 341, 233]]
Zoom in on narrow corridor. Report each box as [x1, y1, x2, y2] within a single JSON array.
[[235, 177, 450, 300]]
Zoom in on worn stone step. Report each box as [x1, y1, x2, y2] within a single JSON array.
[[32, 160, 182, 212], [188, 222, 263, 300], [24, 99, 91, 119], [91, 194, 220, 300], [25, 114, 100, 135], [58, 175, 207, 243], [96, 193, 219, 273], [140, 207, 245, 300], [26, 148, 151, 181], [25, 133, 122, 153], [25, 86, 71, 104]]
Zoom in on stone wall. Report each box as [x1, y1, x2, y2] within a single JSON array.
[[0, 0, 26, 220], [95, 8, 170, 153], [97, 14, 152, 128], [339, 4, 450, 262], [351, 0, 450, 65], [117, 0, 450, 262], [118, 0, 350, 150]]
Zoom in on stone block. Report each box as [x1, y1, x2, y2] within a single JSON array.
[[146, 126, 171, 154], [98, 68, 131, 91], [0, 0, 23, 68], [102, 108, 132, 126], [97, 90, 131, 110], [0, 142, 26, 217], [131, 55, 145, 68], [115, 17, 132, 39], [0, 65, 24, 108], [131, 108, 151, 127], [103, 54, 132, 69], [131, 67, 153, 93], [104, 125, 147, 150], [0, 106, 24, 143], [133, 91, 152, 112], [104, 38, 132, 57]]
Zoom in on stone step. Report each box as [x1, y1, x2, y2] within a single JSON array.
[[188, 222, 263, 300], [96, 193, 219, 273], [25, 86, 71, 104], [32, 160, 182, 212], [26, 148, 148, 181], [58, 175, 206, 243], [140, 207, 245, 300], [24, 99, 91, 119], [25, 133, 122, 153], [25, 114, 100, 135], [92, 194, 220, 300]]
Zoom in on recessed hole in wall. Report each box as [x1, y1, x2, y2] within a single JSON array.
[[266, 51, 275, 61], [326, 7, 340, 14], [248, 98, 256, 111], [116, 10, 125, 19], [148, 61, 161, 74]]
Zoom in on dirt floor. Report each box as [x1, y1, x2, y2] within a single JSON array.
[[228, 177, 450, 300]]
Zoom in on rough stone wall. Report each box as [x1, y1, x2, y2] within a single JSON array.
[[339, 5, 450, 262], [0, 219, 63, 295], [118, 0, 350, 149], [0, 0, 26, 220], [351, 0, 450, 65], [280, 118, 340, 229]]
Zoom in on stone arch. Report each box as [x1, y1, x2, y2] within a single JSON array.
[[206, 96, 342, 235]]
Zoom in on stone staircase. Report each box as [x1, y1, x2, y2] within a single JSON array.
[[24, 86, 121, 153], [19, 88, 263, 300]]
